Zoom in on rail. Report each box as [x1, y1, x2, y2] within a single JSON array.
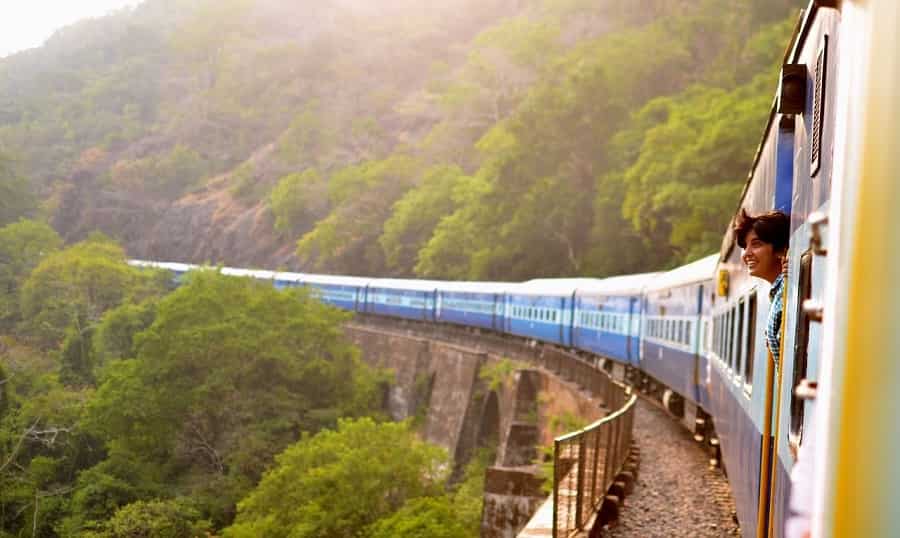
[[552, 385, 637, 538]]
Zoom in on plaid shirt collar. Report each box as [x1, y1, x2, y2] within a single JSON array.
[[767, 273, 786, 367], [769, 273, 785, 301]]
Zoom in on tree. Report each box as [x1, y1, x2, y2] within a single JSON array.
[[0, 220, 62, 328], [0, 152, 36, 227], [296, 156, 421, 273], [225, 418, 449, 538], [268, 169, 328, 236], [17, 236, 161, 349], [85, 271, 385, 528], [379, 165, 465, 275], [82, 498, 211, 538], [366, 497, 470, 538], [92, 300, 158, 366]]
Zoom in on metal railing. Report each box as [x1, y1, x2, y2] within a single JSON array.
[[552, 387, 637, 538]]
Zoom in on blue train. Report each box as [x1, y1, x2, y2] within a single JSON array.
[[132, 1, 900, 535]]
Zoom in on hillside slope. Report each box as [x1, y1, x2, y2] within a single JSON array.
[[0, 0, 800, 275]]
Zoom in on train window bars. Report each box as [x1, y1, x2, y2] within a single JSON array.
[[810, 35, 828, 177], [727, 308, 736, 370], [745, 292, 757, 391], [737, 299, 746, 378], [790, 251, 814, 442]]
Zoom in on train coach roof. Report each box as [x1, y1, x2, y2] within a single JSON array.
[[128, 260, 198, 273], [645, 254, 718, 291], [300, 274, 371, 287], [436, 281, 513, 294], [508, 279, 582, 297], [368, 278, 445, 292], [574, 272, 663, 296], [272, 271, 304, 283], [221, 267, 279, 280]]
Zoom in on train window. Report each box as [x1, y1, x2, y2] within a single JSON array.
[[745, 293, 757, 387], [790, 251, 815, 440], [703, 320, 710, 353], [810, 36, 829, 177], [736, 300, 746, 376], [715, 316, 721, 359], [727, 309, 735, 369], [720, 313, 726, 363]]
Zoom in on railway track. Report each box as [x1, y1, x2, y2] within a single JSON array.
[[601, 398, 739, 537]]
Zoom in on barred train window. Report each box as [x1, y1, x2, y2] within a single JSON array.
[[745, 293, 757, 387], [737, 299, 745, 375], [791, 252, 815, 440], [725, 308, 734, 368]]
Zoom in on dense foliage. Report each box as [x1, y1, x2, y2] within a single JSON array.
[[0, 232, 390, 536], [1, 0, 799, 278]]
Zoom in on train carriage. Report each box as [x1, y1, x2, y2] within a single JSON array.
[[641, 256, 717, 407], [364, 278, 440, 321], [298, 274, 369, 312], [503, 280, 575, 347], [435, 281, 505, 331], [573, 273, 660, 368]]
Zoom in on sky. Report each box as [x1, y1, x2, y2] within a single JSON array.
[[0, 0, 141, 58]]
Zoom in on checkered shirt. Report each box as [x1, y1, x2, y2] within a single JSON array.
[[767, 273, 785, 369]]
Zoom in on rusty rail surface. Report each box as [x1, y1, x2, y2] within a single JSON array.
[[552, 384, 637, 538]]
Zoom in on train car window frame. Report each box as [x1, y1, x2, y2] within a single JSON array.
[[727, 308, 736, 371], [713, 315, 720, 361], [810, 35, 829, 177], [736, 299, 746, 382], [790, 251, 815, 443], [745, 292, 757, 394], [718, 313, 725, 366]]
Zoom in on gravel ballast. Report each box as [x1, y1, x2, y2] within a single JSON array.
[[603, 398, 740, 537]]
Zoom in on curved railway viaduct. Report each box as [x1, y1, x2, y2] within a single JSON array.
[[346, 315, 630, 538]]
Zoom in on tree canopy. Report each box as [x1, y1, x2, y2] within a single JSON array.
[[225, 417, 449, 538]]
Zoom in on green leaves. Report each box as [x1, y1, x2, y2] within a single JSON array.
[[82, 271, 385, 529], [225, 418, 450, 538], [0, 220, 61, 329], [16, 236, 160, 349], [0, 153, 35, 227]]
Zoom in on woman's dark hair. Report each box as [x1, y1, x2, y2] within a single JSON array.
[[733, 208, 790, 251]]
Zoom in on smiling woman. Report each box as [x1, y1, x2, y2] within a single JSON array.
[[734, 209, 791, 284], [0, 0, 139, 57]]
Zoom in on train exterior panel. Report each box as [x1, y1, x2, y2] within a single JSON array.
[[503, 282, 575, 346], [768, 7, 842, 535], [573, 274, 661, 367], [299, 274, 370, 312], [435, 282, 504, 331], [709, 168, 778, 534], [364, 279, 438, 321], [641, 256, 717, 404]]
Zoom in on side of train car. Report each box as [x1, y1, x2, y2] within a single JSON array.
[[705, 3, 841, 537]]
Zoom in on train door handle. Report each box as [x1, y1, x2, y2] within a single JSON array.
[[809, 211, 829, 256], [795, 378, 818, 401], [802, 299, 824, 323]]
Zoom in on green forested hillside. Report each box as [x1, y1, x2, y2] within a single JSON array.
[[0, 0, 799, 278]]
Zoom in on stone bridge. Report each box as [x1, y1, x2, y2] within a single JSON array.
[[345, 316, 613, 537]]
